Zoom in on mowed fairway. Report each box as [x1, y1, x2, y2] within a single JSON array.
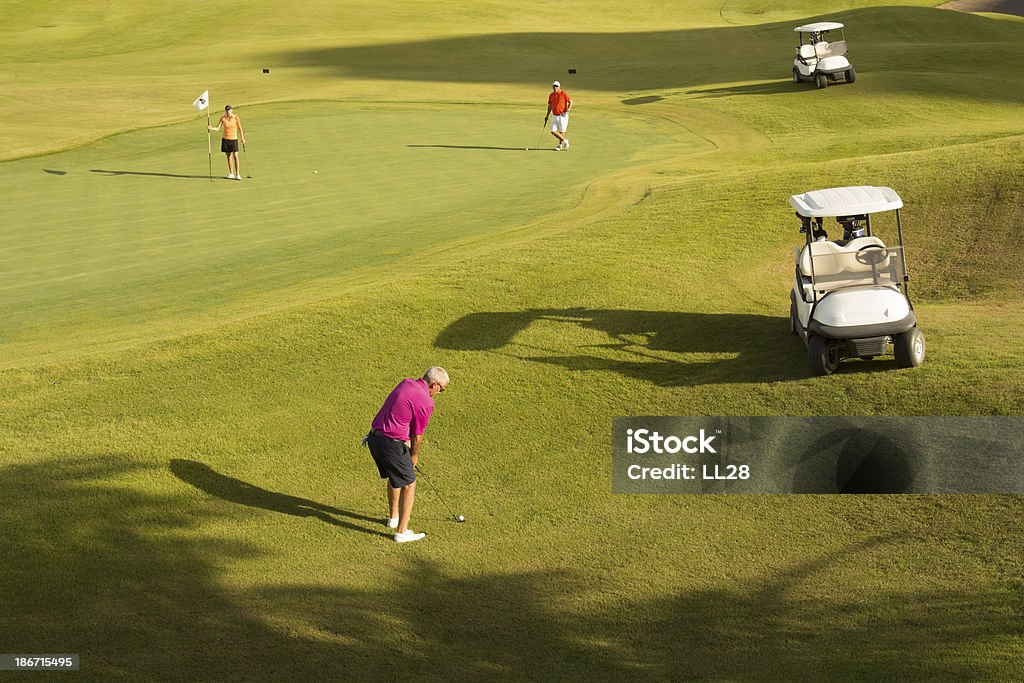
[[2, 0, 1024, 679]]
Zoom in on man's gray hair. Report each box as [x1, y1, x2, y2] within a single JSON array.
[[423, 366, 449, 387]]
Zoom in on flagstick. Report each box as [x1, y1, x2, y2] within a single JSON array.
[[207, 110, 212, 182]]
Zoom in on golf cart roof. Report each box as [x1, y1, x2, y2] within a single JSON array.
[[790, 186, 903, 217], [794, 22, 845, 32]]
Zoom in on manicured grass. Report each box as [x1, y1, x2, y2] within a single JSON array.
[[1, 102, 689, 366], [2, 0, 1023, 678]]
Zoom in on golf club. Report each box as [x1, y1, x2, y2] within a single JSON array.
[[242, 140, 252, 178], [415, 465, 465, 523], [535, 121, 548, 151]]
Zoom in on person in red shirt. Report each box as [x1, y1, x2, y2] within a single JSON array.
[[364, 366, 450, 543], [544, 81, 573, 151], [208, 104, 245, 180]]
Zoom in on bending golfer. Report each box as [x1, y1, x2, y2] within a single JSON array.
[[366, 367, 449, 543], [544, 81, 572, 151], [208, 104, 245, 180]]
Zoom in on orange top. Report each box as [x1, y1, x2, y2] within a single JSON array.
[[219, 114, 241, 140], [548, 90, 571, 115]]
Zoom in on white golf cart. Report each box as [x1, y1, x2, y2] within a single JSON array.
[[789, 186, 925, 376], [792, 21, 855, 89]]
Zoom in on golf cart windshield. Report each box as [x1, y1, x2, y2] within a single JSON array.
[[805, 245, 907, 292]]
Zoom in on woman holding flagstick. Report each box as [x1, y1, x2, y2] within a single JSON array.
[[208, 105, 245, 180]]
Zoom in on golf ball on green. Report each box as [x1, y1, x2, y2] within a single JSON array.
[[457, 515, 465, 522]]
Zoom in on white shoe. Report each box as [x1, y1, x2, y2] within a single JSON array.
[[555, 143, 562, 151], [386, 517, 399, 530], [226, 174, 235, 179], [394, 530, 426, 543], [563, 139, 570, 150], [235, 175, 242, 180]]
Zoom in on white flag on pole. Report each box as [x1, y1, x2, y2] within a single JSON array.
[[192, 90, 209, 111]]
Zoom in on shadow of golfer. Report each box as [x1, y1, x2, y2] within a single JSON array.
[[407, 144, 540, 152], [90, 169, 212, 180], [621, 96, 665, 105], [169, 459, 389, 538]]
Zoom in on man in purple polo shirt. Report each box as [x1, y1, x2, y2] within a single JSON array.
[[366, 366, 449, 543]]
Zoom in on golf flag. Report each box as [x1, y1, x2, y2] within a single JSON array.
[[196, 90, 212, 181]]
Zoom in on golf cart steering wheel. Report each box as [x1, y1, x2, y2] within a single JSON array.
[[855, 244, 887, 265]]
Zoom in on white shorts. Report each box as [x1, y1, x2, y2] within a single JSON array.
[[550, 113, 569, 133]]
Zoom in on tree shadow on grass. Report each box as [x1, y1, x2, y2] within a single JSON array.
[[941, 0, 1024, 19], [791, 425, 918, 494], [435, 308, 805, 385], [2, 456, 1021, 678], [268, 25, 790, 93], [265, 7, 1024, 102], [0, 455, 271, 678], [252, 534, 1024, 680], [169, 459, 389, 538]]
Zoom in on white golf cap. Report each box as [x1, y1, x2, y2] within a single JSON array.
[[552, 80, 560, 87]]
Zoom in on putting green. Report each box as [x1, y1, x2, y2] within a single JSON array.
[[1, 101, 700, 366]]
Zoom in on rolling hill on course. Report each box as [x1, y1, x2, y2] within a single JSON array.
[[1, 1, 1022, 678]]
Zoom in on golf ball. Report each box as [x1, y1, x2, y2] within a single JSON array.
[[314, 170, 318, 174], [457, 515, 465, 522]]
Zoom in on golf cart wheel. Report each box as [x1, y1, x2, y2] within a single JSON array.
[[808, 335, 841, 376], [894, 328, 925, 368], [845, 67, 856, 84], [790, 300, 799, 336], [793, 68, 801, 84], [815, 73, 828, 89]]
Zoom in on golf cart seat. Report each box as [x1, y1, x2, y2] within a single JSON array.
[[798, 44, 817, 62], [797, 235, 887, 276], [843, 235, 886, 251], [798, 241, 846, 278], [814, 40, 847, 59]]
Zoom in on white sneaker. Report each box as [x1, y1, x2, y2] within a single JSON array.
[[394, 530, 426, 543], [563, 139, 570, 150], [555, 143, 562, 151], [386, 517, 399, 530], [226, 174, 235, 179], [235, 175, 242, 180]]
